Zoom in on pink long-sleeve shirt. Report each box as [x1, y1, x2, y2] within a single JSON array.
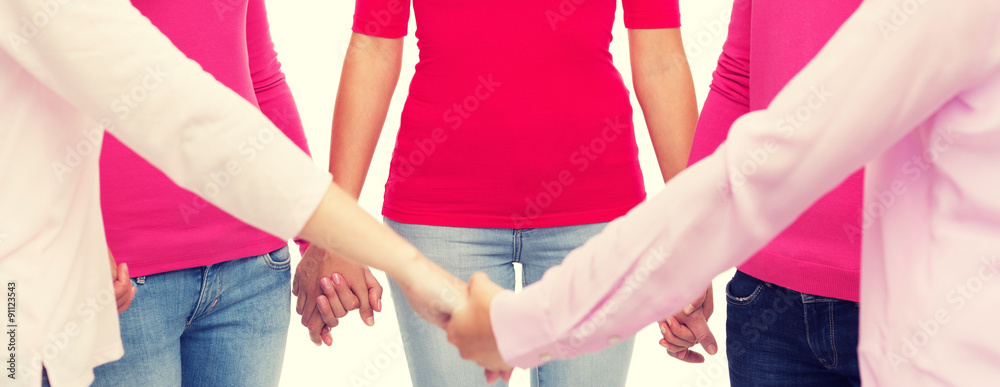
[[100, 0, 310, 277], [0, 0, 331, 385], [689, 0, 863, 301], [491, 1, 1000, 385]]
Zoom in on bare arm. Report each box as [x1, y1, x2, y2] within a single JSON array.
[[628, 28, 699, 182], [293, 33, 407, 344]]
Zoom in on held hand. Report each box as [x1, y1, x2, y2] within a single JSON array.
[[315, 268, 384, 332], [395, 255, 467, 329], [109, 251, 136, 314], [292, 244, 383, 346], [658, 285, 717, 363], [446, 272, 513, 383]]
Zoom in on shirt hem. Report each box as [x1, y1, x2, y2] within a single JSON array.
[[381, 202, 644, 230], [739, 250, 860, 302]]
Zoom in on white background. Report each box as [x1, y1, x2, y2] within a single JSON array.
[[265, 0, 737, 385]]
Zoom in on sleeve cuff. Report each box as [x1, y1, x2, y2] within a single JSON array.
[[352, 17, 408, 38], [489, 288, 567, 369]]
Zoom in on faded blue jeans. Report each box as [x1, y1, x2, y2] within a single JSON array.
[[91, 246, 292, 387], [726, 270, 861, 387], [385, 218, 634, 387]]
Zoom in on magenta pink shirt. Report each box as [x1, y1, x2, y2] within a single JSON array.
[[353, 0, 680, 229], [100, 0, 310, 277], [688, 0, 863, 301]]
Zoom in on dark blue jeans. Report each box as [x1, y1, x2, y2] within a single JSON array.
[[726, 270, 861, 387]]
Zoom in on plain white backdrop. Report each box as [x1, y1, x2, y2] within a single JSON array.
[[264, 1, 737, 385]]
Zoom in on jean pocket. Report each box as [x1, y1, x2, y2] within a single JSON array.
[[725, 271, 765, 306], [261, 246, 291, 270]]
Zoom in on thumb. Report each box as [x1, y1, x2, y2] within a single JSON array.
[[116, 263, 129, 283], [682, 290, 708, 315]]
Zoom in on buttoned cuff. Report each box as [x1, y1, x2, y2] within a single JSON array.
[[489, 288, 562, 369]]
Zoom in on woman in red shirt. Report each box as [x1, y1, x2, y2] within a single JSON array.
[[294, 0, 698, 385]]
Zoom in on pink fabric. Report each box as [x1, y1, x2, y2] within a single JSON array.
[[100, 0, 310, 277], [688, 0, 863, 301], [489, 2, 1000, 385], [353, 0, 680, 229]]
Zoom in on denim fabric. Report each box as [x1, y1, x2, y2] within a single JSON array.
[[384, 218, 634, 387], [92, 247, 292, 387], [726, 270, 861, 387]]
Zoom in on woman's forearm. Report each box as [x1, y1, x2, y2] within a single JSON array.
[[629, 28, 699, 182], [329, 32, 404, 198], [298, 184, 419, 279]]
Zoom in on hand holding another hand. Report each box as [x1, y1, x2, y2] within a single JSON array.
[[658, 285, 717, 363], [293, 244, 383, 346], [446, 272, 514, 384]]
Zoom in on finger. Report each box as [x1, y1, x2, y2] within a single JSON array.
[[352, 280, 375, 327], [665, 317, 698, 343], [291, 276, 300, 296], [703, 286, 715, 319], [117, 286, 135, 314], [659, 337, 693, 354], [682, 290, 708, 315], [663, 341, 706, 364], [661, 321, 696, 349], [306, 314, 325, 346], [295, 286, 306, 315], [331, 273, 361, 312], [484, 369, 499, 385], [316, 295, 342, 329], [320, 278, 349, 318], [365, 269, 384, 313], [300, 296, 319, 328], [320, 325, 333, 347], [118, 263, 129, 283], [681, 312, 719, 356]]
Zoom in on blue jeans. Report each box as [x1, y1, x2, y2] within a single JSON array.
[[725, 270, 861, 387], [385, 218, 634, 387], [92, 246, 292, 387]]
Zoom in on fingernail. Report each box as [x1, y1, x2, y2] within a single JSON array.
[[314, 340, 321, 346], [332, 273, 343, 285], [376, 299, 382, 311], [659, 323, 667, 335], [320, 277, 332, 289], [659, 340, 668, 348], [678, 350, 687, 359], [366, 316, 374, 326], [683, 304, 696, 314], [665, 318, 673, 327], [708, 344, 718, 355]]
